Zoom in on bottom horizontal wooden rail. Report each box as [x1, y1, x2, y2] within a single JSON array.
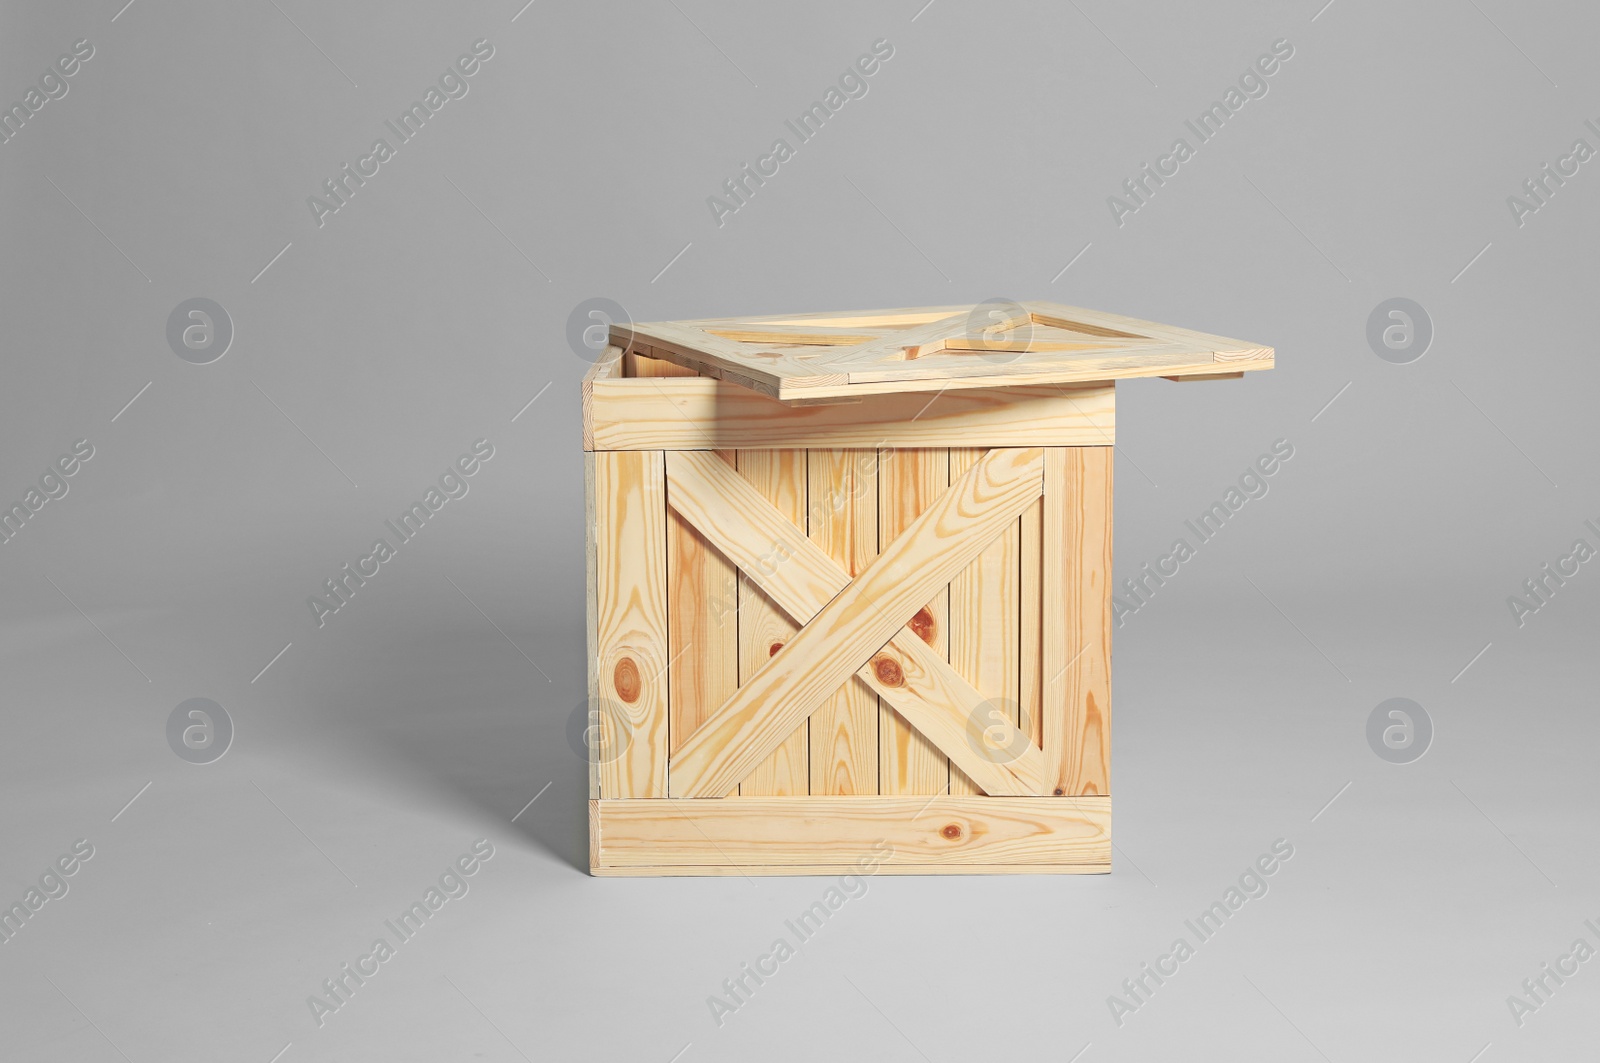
[[590, 795, 1110, 876]]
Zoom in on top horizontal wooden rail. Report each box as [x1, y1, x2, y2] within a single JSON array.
[[582, 346, 1117, 451]]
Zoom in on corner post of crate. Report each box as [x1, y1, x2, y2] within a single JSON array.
[[588, 366, 670, 801], [1041, 446, 1114, 797]]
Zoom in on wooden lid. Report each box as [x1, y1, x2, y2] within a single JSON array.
[[615, 301, 1273, 403]]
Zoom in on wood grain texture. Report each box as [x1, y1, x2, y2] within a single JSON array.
[[583, 450, 599, 799], [664, 448, 1048, 798], [735, 449, 809, 796], [701, 323, 890, 345], [588, 793, 601, 875], [948, 449, 1021, 795], [662, 448, 1047, 795], [814, 309, 1036, 365], [591, 863, 1109, 877], [593, 450, 669, 798], [1019, 496, 1044, 750], [667, 452, 739, 796], [771, 355, 1263, 402], [831, 341, 1208, 386], [579, 345, 622, 453], [816, 311, 965, 365], [626, 347, 700, 378], [691, 306, 973, 328], [877, 446, 949, 796], [585, 377, 1115, 451], [616, 301, 1271, 403], [1020, 308, 1145, 339], [592, 796, 1110, 872], [806, 449, 879, 795], [1019, 302, 1269, 356], [853, 628, 1047, 796], [620, 320, 838, 397], [1042, 447, 1113, 797]]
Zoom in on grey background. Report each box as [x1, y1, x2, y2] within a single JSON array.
[[2, 0, 1596, 1059]]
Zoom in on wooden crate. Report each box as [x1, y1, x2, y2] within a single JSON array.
[[581, 302, 1272, 875]]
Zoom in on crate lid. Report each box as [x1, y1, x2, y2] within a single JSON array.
[[616, 301, 1273, 403]]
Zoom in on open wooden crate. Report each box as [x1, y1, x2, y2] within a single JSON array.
[[581, 302, 1272, 875]]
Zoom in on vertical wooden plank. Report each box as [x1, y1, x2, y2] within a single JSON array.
[[667, 452, 739, 777], [594, 450, 669, 798], [1042, 446, 1113, 796], [948, 448, 1021, 795], [806, 449, 878, 795], [876, 446, 950, 795], [1019, 497, 1044, 749], [736, 449, 810, 795], [584, 450, 600, 799]]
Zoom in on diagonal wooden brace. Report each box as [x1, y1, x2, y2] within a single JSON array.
[[666, 447, 1049, 798], [817, 305, 1036, 366]]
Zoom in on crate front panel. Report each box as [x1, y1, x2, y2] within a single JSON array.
[[588, 444, 1111, 801]]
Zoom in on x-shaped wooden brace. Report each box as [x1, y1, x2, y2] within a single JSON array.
[[665, 447, 1051, 798]]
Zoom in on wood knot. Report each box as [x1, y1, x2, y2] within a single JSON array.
[[909, 606, 937, 644], [1053, 787, 1065, 796], [940, 823, 962, 840], [871, 654, 904, 687], [768, 641, 784, 657], [613, 657, 641, 703]]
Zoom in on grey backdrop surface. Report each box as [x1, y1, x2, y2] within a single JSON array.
[[2, 0, 1597, 1059]]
